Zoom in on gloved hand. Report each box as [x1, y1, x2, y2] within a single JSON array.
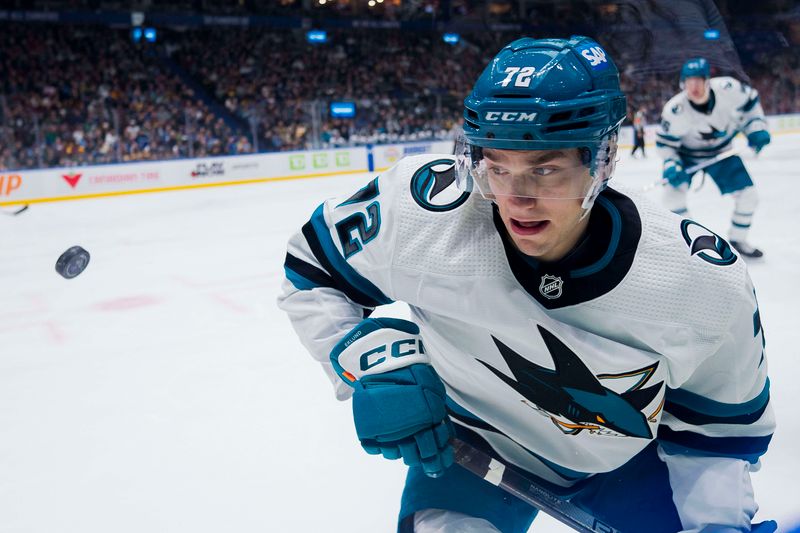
[[750, 520, 778, 532], [663, 159, 691, 188], [747, 130, 771, 154], [353, 363, 454, 477], [330, 318, 454, 478]]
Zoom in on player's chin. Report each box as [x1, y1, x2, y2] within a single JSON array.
[[508, 228, 551, 256], [512, 237, 550, 258]]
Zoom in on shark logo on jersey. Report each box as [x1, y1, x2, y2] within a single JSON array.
[[539, 274, 563, 299], [478, 325, 663, 439], [681, 220, 738, 266], [410, 158, 470, 212], [699, 125, 728, 141]]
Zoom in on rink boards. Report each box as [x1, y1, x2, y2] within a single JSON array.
[[1, 113, 798, 207], [0, 141, 453, 206]]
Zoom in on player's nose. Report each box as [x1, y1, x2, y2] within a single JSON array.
[[505, 194, 538, 209]]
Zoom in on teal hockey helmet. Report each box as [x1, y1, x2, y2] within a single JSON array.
[[456, 36, 626, 210], [680, 57, 710, 82], [462, 36, 626, 149]]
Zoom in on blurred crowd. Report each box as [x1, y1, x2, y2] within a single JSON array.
[[1, 15, 798, 171], [167, 28, 490, 152], [0, 25, 245, 170]]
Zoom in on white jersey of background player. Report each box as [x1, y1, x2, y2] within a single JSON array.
[[657, 57, 771, 258], [278, 38, 775, 533]]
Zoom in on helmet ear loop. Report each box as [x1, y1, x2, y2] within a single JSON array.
[[579, 136, 617, 216], [469, 158, 496, 202]]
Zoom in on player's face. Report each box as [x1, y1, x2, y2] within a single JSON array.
[[684, 77, 710, 104], [486, 148, 592, 262]]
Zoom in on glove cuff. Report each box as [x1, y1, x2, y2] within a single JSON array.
[[330, 318, 429, 386]]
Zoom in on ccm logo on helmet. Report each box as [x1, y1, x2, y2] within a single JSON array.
[[485, 111, 537, 122]]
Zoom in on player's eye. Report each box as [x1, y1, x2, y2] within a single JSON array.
[[488, 166, 510, 176], [531, 166, 556, 177]]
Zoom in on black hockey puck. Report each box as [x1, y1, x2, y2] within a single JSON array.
[[55, 246, 90, 279]]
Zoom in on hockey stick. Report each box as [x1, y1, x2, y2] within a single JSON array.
[[0, 204, 29, 216], [452, 438, 623, 533], [684, 147, 745, 174], [641, 147, 745, 192]]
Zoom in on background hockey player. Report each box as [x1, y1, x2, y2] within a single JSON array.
[[631, 107, 647, 158], [656, 57, 771, 258], [278, 37, 775, 533]]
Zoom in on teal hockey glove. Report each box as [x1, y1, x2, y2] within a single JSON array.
[[663, 159, 690, 187], [353, 364, 454, 477], [747, 130, 771, 154], [330, 318, 454, 477], [751, 520, 778, 532]]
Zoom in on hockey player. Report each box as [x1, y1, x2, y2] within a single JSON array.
[[631, 107, 646, 158], [656, 57, 771, 258], [278, 37, 775, 532]]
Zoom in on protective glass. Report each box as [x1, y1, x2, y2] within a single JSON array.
[[454, 134, 617, 201]]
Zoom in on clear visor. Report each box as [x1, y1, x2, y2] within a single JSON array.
[[454, 134, 617, 201]]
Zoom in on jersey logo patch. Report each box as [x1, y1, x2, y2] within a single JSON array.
[[478, 325, 663, 439], [681, 219, 738, 266], [410, 159, 470, 212], [577, 44, 609, 70], [539, 274, 563, 299], [699, 125, 727, 140]]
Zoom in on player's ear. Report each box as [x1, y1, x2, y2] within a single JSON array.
[[578, 147, 592, 166]]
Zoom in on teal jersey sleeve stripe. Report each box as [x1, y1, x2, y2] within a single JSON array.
[[665, 395, 769, 426], [284, 252, 337, 292], [658, 426, 772, 464], [656, 132, 681, 142], [666, 379, 770, 418], [284, 265, 320, 291], [308, 203, 393, 306], [656, 140, 679, 149], [739, 95, 760, 112], [741, 117, 767, 130]]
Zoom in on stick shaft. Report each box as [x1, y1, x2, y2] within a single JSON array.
[[684, 147, 743, 174], [0, 204, 29, 216], [642, 147, 744, 192], [452, 438, 623, 533]]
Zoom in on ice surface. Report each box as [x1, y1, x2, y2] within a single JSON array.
[[1, 134, 798, 532]]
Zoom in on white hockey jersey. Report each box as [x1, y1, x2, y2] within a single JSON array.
[[277, 154, 774, 527], [656, 76, 767, 164]]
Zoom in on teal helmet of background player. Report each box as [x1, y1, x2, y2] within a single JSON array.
[[455, 36, 627, 211], [680, 57, 710, 83]]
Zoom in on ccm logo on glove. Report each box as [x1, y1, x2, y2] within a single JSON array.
[[360, 338, 424, 371], [331, 318, 429, 384]]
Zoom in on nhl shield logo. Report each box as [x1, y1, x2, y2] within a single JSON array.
[[539, 274, 563, 299]]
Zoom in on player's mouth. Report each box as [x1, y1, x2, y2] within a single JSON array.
[[510, 218, 549, 235]]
